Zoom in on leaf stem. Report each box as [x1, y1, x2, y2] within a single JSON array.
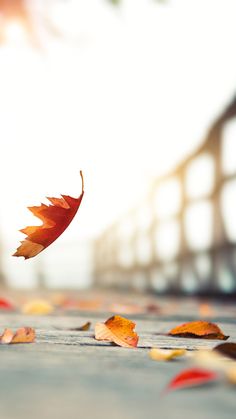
[[80, 170, 84, 192]]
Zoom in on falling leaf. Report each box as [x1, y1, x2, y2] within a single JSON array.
[[168, 320, 228, 340], [22, 299, 54, 315], [95, 315, 139, 348], [56, 322, 91, 331], [13, 171, 84, 259], [0, 297, 15, 310], [166, 368, 219, 392], [214, 342, 236, 360], [149, 348, 186, 361], [0, 327, 35, 344]]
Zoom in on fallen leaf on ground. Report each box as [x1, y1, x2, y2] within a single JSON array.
[[145, 303, 161, 314], [226, 366, 236, 384], [165, 368, 219, 392], [77, 300, 102, 311], [22, 299, 54, 315], [0, 327, 35, 344], [199, 303, 214, 317], [95, 315, 139, 348], [108, 303, 144, 315], [149, 348, 186, 361], [168, 320, 228, 340], [13, 171, 84, 259], [214, 342, 236, 360], [56, 321, 91, 331], [192, 349, 230, 371], [0, 297, 15, 310]]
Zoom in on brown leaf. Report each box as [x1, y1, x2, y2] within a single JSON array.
[[214, 342, 236, 360], [168, 320, 228, 340], [56, 322, 91, 331], [95, 315, 139, 348], [149, 348, 186, 361], [0, 327, 35, 344]]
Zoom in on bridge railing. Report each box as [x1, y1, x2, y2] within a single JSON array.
[[93, 96, 236, 295]]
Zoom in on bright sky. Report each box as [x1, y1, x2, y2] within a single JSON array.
[[0, 0, 236, 286]]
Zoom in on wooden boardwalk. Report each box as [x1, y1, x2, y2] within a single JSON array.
[[0, 295, 235, 419]]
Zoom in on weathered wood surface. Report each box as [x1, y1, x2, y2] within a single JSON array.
[[0, 300, 235, 419]]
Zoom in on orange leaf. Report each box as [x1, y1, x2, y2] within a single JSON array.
[[168, 320, 228, 340], [13, 171, 84, 259], [0, 327, 35, 344], [0, 328, 14, 344], [95, 315, 139, 348], [166, 368, 219, 392]]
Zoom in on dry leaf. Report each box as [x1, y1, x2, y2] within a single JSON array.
[[0, 297, 15, 310], [226, 367, 236, 384], [214, 342, 236, 360], [56, 322, 91, 331], [0, 328, 15, 344], [22, 299, 54, 315], [166, 368, 219, 392], [168, 320, 228, 340], [108, 303, 144, 315], [0, 327, 35, 344], [149, 348, 186, 361], [199, 303, 214, 317], [95, 315, 139, 348], [13, 171, 84, 259], [192, 349, 230, 371], [77, 300, 102, 311]]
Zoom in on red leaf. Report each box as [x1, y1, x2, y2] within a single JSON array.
[[166, 368, 219, 392], [0, 298, 15, 310], [13, 172, 84, 259]]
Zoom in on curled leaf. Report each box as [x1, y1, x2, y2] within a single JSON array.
[[166, 368, 219, 392], [95, 315, 139, 348], [0, 327, 35, 344], [168, 320, 228, 340], [22, 299, 54, 315], [13, 172, 84, 259], [214, 342, 236, 360], [0, 328, 14, 344], [149, 348, 186, 361]]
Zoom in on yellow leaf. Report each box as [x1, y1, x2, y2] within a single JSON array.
[[22, 299, 54, 315], [149, 348, 186, 361]]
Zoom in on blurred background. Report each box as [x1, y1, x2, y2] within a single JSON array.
[[0, 0, 236, 295]]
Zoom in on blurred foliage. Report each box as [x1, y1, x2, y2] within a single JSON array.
[[107, 0, 168, 5]]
